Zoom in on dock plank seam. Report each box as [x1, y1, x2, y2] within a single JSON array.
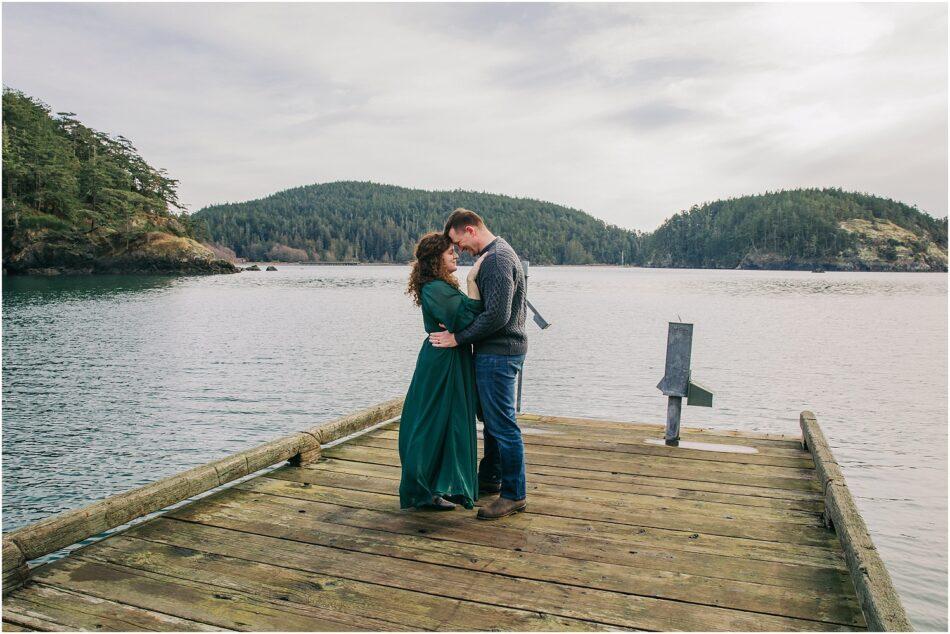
[[28, 579, 237, 632], [5, 588, 186, 632]]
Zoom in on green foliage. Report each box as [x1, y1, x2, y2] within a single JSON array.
[[2, 88, 188, 244], [193, 181, 643, 264], [641, 188, 947, 268], [17, 210, 74, 233]]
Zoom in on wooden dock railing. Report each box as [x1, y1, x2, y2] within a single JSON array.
[[1, 398, 404, 596], [800, 411, 911, 632]]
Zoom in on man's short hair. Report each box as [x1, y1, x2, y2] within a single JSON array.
[[444, 208, 485, 235]]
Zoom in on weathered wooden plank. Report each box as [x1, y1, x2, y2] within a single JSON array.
[[0, 608, 75, 632], [526, 463, 822, 501], [188, 485, 851, 590], [164, 493, 865, 626], [123, 517, 858, 631], [517, 413, 804, 446], [352, 436, 816, 490], [375, 427, 815, 466], [349, 433, 817, 481], [76, 534, 611, 632], [320, 449, 823, 504], [1, 621, 32, 631], [314, 453, 824, 513], [526, 470, 823, 512], [512, 419, 804, 449], [801, 412, 910, 632], [311, 454, 823, 514], [324, 442, 821, 493], [4, 584, 220, 631], [506, 421, 816, 458], [236, 477, 846, 566], [272, 461, 825, 529], [30, 557, 398, 631], [266, 466, 835, 546], [344, 436, 819, 489]]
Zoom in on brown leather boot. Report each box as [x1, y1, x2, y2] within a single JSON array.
[[476, 496, 526, 520]]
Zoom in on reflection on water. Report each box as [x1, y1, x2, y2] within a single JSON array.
[[2, 265, 947, 629], [3, 274, 181, 306]]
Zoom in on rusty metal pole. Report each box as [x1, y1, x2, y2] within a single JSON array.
[[665, 396, 683, 446]]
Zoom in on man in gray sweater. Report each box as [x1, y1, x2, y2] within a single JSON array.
[[429, 208, 528, 520]]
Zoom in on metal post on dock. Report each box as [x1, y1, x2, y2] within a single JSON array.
[[665, 394, 683, 445], [656, 322, 713, 446]]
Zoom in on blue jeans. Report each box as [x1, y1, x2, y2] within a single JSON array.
[[475, 353, 527, 500]]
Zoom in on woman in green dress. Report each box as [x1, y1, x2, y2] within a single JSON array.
[[400, 232, 485, 511]]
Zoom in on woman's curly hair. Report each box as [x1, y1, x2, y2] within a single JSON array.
[[406, 232, 459, 306]]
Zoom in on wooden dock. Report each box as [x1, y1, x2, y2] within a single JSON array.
[[2, 402, 910, 631]]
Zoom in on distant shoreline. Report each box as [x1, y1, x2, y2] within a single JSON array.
[[236, 261, 947, 273]]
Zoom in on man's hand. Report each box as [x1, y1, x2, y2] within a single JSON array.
[[429, 330, 458, 348]]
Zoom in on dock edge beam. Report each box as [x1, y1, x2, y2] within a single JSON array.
[[1, 397, 404, 596], [800, 411, 912, 632]]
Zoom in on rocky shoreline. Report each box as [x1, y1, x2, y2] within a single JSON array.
[[5, 260, 240, 276], [736, 254, 947, 272], [3, 232, 240, 276]]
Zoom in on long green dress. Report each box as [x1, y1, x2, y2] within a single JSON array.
[[399, 280, 483, 509]]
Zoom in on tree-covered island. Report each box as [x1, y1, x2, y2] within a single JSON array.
[[196, 182, 947, 271], [2, 89, 237, 275]]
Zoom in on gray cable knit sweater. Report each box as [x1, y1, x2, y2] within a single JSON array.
[[454, 238, 527, 355]]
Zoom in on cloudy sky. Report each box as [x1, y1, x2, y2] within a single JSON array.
[[3, 3, 947, 230]]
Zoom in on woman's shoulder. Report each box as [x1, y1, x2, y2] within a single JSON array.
[[422, 279, 457, 293]]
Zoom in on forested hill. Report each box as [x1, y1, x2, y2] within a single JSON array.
[[2, 89, 236, 275], [641, 189, 947, 271], [195, 182, 946, 271], [193, 182, 642, 265]]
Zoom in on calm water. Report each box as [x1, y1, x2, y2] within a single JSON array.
[[2, 266, 947, 629]]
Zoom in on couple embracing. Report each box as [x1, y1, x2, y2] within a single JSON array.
[[399, 208, 528, 520]]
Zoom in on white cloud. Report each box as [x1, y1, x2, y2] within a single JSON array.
[[2, 3, 946, 230]]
